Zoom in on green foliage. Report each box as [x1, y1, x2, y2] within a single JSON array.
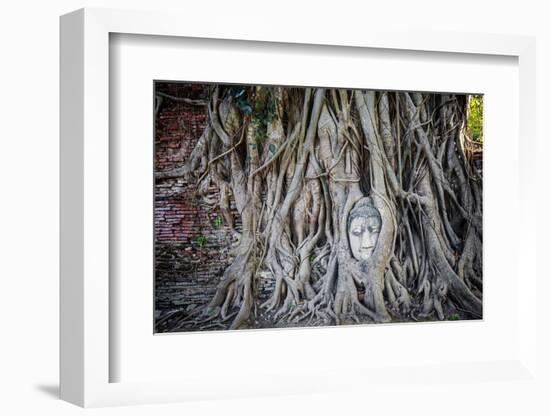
[[447, 314, 460, 321], [212, 216, 223, 229], [194, 235, 207, 248], [224, 86, 253, 114], [223, 86, 278, 145], [467, 95, 483, 143]]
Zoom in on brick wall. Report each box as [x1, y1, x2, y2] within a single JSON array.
[[154, 83, 275, 326], [154, 83, 228, 315], [154, 83, 209, 242]]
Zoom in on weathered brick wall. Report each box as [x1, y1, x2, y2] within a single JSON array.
[[155, 83, 209, 242], [154, 83, 274, 321], [155, 83, 229, 315]]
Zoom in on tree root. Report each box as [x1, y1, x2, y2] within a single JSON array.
[[156, 86, 483, 331]]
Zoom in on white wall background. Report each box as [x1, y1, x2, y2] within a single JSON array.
[[0, 0, 548, 415]]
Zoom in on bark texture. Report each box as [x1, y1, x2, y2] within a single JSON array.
[[156, 86, 483, 331]]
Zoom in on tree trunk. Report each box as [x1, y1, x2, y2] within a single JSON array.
[[156, 85, 483, 331]]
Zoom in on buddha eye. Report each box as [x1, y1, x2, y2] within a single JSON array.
[[351, 228, 363, 236]]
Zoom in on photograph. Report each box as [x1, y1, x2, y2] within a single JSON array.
[[0, 0, 545, 412], [154, 82, 483, 333]]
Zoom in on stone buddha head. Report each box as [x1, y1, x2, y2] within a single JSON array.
[[348, 197, 382, 261]]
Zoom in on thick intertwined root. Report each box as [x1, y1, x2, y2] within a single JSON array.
[[157, 86, 483, 331]]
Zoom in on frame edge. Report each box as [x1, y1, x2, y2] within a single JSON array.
[[60, 8, 85, 407], [58, 6, 540, 407]]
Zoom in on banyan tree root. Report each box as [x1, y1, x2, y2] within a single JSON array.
[[157, 85, 483, 331]]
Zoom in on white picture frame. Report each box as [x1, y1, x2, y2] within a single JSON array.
[[60, 7, 539, 408]]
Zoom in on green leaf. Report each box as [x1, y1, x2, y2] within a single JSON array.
[[195, 235, 207, 248], [212, 216, 222, 228], [467, 95, 483, 143]]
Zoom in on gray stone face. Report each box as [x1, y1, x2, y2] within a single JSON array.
[[348, 197, 381, 261]]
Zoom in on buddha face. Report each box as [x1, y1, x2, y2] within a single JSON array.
[[348, 198, 381, 261]]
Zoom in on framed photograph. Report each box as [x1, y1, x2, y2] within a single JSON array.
[[152, 80, 484, 334], [60, 7, 538, 408]]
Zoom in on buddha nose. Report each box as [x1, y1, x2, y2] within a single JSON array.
[[361, 232, 374, 249]]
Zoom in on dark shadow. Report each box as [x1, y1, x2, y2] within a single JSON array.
[[34, 384, 59, 399]]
